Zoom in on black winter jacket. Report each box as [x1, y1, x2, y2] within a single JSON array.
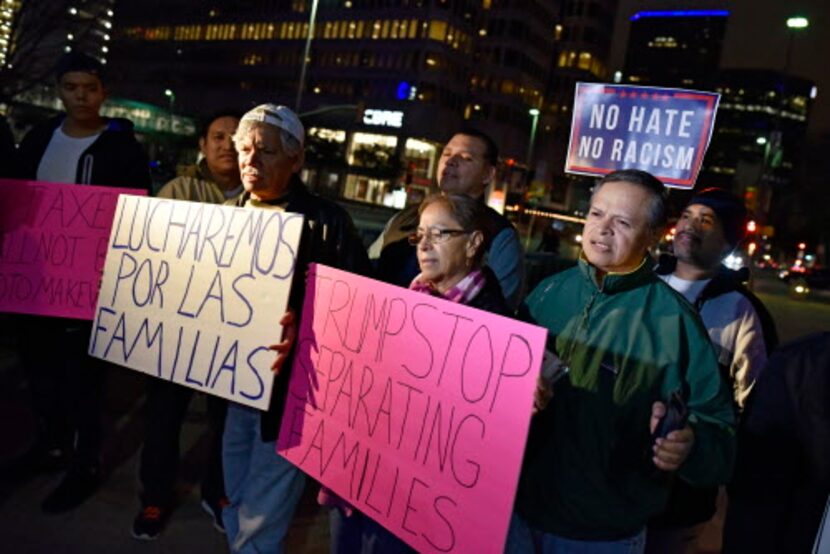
[[226, 177, 372, 441], [15, 115, 151, 191], [466, 266, 511, 317]]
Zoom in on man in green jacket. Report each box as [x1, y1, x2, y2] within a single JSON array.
[[509, 169, 736, 553]]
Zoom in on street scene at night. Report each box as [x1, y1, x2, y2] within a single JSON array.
[[0, 1, 828, 553]]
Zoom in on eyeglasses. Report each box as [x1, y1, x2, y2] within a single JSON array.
[[408, 228, 469, 245]]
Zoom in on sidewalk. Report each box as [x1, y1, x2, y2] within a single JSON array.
[[0, 340, 329, 554]]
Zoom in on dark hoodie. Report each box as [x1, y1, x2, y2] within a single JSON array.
[[15, 114, 151, 191]]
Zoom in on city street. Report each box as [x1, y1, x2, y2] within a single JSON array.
[[0, 267, 826, 553]]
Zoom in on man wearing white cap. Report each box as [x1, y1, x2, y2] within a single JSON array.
[[221, 104, 370, 553]]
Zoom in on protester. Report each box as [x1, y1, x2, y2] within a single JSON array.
[[325, 192, 509, 553], [509, 169, 736, 554], [723, 332, 830, 554], [370, 129, 525, 311], [131, 111, 242, 540], [221, 103, 370, 553], [13, 52, 150, 513], [647, 187, 778, 553]]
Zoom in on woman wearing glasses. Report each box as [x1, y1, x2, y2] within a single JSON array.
[[408, 192, 510, 315], [326, 192, 511, 554]]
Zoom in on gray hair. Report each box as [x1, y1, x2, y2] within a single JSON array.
[[232, 119, 303, 158]]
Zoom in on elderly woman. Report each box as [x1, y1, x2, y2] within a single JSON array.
[[326, 192, 510, 554], [408, 192, 509, 313]]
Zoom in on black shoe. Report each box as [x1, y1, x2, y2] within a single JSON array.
[[41, 465, 100, 514], [201, 497, 229, 534], [131, 505, 167, 540]]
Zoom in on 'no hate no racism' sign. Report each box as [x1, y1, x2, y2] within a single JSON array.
[[0, 179, 147, 320], [277, 264, 547, 554], [565, 83, 720, 189], [89, 195, 304, 410]]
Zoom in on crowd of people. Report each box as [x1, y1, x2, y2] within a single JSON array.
[[2, 51, 828, 554]]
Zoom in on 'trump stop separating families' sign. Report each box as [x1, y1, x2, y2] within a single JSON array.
[[565, 82, 720, 188], [0, 179, 147, 320], [277, 264, 547, 553], [89, 195, 304, 410]]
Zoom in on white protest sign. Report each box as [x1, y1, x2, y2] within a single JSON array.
[[89, 195, 304, 410]]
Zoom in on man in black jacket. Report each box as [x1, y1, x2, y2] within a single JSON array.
[[648, 188, 777, 553], [218, 103, 370, 553], [13, 52, 150, 514]]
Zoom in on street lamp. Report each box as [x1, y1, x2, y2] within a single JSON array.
[[784, 16, 809, 73], [164, 88, 175, 113], [295, 0, 320, 112], [526, 108, 540, 169], [523, 107, 541, 249]]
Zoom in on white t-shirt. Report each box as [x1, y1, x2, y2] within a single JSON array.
[[661, 273, 769, 409], [36, 126, 101, 184]]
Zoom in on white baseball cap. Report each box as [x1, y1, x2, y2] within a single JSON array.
[[239, 104, 305, 147]]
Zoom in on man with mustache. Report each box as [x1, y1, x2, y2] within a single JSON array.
[[132, 111, 243, 540], [647, 188, 777, 553], [370, 129, 525, 311], [221, 103, 370, 554], [510, 170, 736, 554]]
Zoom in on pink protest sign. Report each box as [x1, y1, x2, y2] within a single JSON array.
[[277, 264, 547, 553], [0, 179, 147, 320]]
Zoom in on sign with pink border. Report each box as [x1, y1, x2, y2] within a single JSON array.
[[0, 179, 147, 320], [277, 264, 546, 553]]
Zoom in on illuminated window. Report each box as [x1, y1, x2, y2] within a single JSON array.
[[578, 52, 591, 70], [372, 20, 381, 39], [429, 20, 447, 41], [409, 19, 418, 39], [381, 20, 389, 38]]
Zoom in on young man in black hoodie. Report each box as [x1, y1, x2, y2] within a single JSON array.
[[14, 52, 150, 513]]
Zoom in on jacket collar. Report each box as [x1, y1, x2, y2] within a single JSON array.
[[234, 175, 308, 209], [577, 253, 656, 293]]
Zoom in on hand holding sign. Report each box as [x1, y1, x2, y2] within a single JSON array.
[[269, 309, 296, 374]]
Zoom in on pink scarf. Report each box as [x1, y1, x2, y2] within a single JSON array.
[[408, 269, 485, 304]]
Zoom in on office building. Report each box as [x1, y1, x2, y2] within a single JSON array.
[[111, 0, 558, 208]]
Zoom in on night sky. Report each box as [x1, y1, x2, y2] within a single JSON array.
[[609, 0, 830, 135]]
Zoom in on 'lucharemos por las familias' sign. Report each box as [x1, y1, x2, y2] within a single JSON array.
[[89, 195, 303, 410], [565, 83, 720, 189]]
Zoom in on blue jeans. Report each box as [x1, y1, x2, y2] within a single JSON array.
[[505, 513, 646, 554], [330, 508, 414, 554], [222, 403, 305, 554]]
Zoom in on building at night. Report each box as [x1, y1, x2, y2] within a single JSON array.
[[540, 0, 619, 211], [1, 0, 116, 99], [622, 8, 728, 88], [703, 69, 814, 225], [615, 7, 814, 229], [110, 0, 559, 208]]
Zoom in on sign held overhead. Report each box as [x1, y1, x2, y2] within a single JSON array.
[[565, 83, 720, 189]]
